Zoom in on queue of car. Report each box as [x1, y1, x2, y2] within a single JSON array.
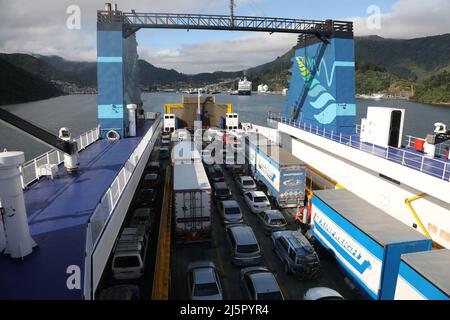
[[184, 129, 342, 301], [99, 134, 165, 300]]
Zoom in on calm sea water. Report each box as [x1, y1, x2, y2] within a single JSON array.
[[1, 92, 449, 160]]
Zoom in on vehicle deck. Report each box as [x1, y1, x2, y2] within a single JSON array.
[[0, 119, 154, 299], [169, 165, 359, 300]]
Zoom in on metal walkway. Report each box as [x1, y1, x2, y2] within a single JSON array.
[[97, 10, 353, 38], [270, 115, 450, 181]]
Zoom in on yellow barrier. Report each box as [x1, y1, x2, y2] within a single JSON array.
[[404, 193, 431, 239], [152, 165, 173, 300], [164, 104, 184, 114]]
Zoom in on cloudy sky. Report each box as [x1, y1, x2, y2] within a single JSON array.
[[0, 0, 449, 74]]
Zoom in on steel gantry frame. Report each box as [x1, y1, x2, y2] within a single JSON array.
[[97, 11, 353, 39]]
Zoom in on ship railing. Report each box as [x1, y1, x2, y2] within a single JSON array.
[[268, 113, 450, 181], [19, 127, 100, 188], [404, 135, 450, 159], [86, 116, 162, 262]]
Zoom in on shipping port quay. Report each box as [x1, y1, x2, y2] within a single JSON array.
[[169, 162, 359, 300]]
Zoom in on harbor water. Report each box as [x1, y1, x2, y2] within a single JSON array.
[[0, 92, 449, 160]]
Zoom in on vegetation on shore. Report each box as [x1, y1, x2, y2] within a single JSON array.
[[1, 34, 449, 105]]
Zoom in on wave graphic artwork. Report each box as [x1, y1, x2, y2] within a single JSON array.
[[295, 56, 354, 125]]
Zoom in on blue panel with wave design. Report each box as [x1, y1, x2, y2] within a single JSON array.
[[284, 37, 356, 134]]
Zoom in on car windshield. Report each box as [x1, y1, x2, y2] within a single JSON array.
[[114, 256, 140, 268], [242, 180, 254, 186], [254, 196, 268, 203], [237, 244, 258, 253], [225, 207, 241, 215], [269, 218, 286, 225], [298, 254, 318, 264], [257, 291, 283, 300], [194, 283, 219, 297]]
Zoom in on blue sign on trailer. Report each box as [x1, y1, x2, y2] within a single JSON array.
[[311, 189, 432, 300], [395, 250, 450, 300]]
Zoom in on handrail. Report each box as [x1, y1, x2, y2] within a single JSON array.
[[268, 113, 450, 181], [84, 116, 162, 299], [19, 127, 100, 188], [87, 117, 162, 250]]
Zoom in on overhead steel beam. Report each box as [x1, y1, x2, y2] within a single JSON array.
[[97, 11, 353, 39], [0, 108, 77, 155]]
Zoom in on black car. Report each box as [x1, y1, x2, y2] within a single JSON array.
[[207, 165, 225, 183], [142, 172, 160, 188], [213, 182, 231, 200], [136, 188, 157, 207]]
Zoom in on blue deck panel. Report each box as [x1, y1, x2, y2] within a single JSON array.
[[0, 120, 153, 299], [279, 118, 450, 181]]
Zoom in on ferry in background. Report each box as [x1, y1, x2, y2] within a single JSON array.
[[237, 77, 252, 95]]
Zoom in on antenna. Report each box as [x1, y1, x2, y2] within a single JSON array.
[[230, 0, 235, 25]]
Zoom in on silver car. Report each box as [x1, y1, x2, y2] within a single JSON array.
[[237, 176, 257, 193], [218, 200, 244, 224], [303, 287, 344, 300], [226, 224, 262, 266], [187, 261, 223, 300], [256, 210, 288, 234], [240, 267, 284, 300]]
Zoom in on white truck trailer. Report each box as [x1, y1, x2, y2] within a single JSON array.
[[173, 162, 212, 242]]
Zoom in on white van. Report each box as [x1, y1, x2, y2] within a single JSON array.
[[112, 228, 148, 280]]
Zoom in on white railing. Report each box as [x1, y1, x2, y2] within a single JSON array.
[[86, 117, 162, 253], [404, 135, 450, 159], [268, 113, 450, 181], [20, 127, 100, 188]]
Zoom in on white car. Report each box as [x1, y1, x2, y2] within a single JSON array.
[[187, 261, 223, 300], [244, 191, 271, 214], [218, 200, 244, 224], [303, 287, 344, 300], [237, 176, 257, 193]]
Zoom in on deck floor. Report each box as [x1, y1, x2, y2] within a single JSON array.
[[0, 120, 153, 299]]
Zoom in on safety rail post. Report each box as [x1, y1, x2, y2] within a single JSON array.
[[443, 163, 448, 180], [402, 150, 406, 165], [19, 166, 25, 189], [420, 156, 425, 172], [339, 133, 342, 144]]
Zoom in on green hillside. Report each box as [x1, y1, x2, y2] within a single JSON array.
[[0, 57, 62, 105]]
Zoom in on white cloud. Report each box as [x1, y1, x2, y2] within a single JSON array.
[[348, 0, 450, 39], [1, 0, 450, 74], [139, 33, 297, 73]]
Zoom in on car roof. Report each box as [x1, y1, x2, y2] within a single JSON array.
[[241, 176, 253, 181], [193, 268, 216, 284], [222, 200, 239, 208], [264, 210, 284, 219], [275, 231, 315, 254], [248, 191, 266, 197], [214, 182, 228, 188], [230, 225, 257, 245], [249, 272, 280, 293], [306, 287, 343, 300]]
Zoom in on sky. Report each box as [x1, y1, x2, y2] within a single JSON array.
[[0, 0, 449, 74]]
